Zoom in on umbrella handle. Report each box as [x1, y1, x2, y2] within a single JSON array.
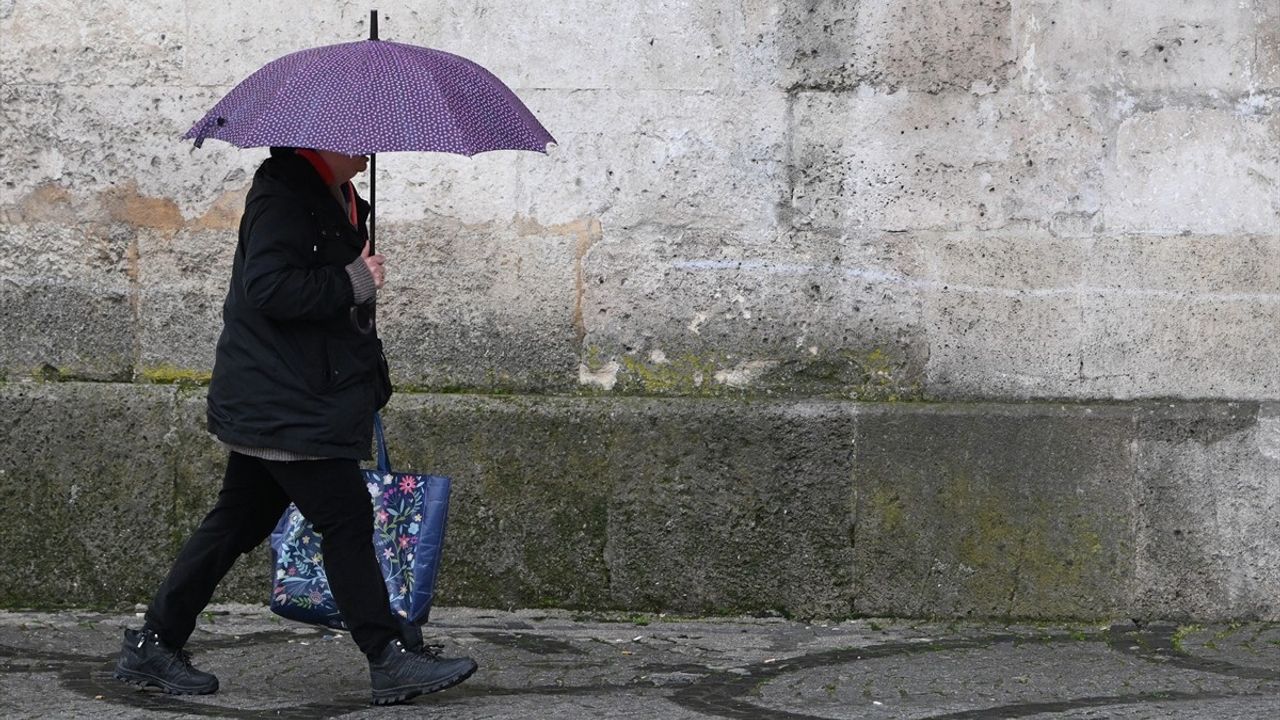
[[350, 304, 375, 335]]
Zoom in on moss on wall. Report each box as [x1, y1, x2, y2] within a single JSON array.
[[139, 365, 212, 386]]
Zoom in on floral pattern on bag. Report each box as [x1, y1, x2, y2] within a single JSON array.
[[271, 509, 335, 620], [370, 472, 422, 617], [269, 466, 451, 630]]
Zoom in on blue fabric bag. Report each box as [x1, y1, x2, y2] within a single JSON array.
[[268, 414, 451, 629]]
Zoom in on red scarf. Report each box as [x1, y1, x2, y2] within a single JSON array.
[[295, 149, 358, 228]]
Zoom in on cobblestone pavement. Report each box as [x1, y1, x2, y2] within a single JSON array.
[[2, 605, 1279, 718]]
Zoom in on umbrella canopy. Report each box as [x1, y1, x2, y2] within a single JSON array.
[[182, 15, 552, 333], [184, 39, 554, 156]]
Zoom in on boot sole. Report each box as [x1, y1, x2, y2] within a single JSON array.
[[370, 662, 477, 705], [113, 667, 219, 695]]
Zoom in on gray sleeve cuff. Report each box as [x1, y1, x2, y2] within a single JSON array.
[[345, 257, 377, 304]]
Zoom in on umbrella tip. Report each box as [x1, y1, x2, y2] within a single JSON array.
[[370, 9, 378, 41]]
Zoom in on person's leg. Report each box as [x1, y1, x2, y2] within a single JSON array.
[[266, 458, 400, 658], [144, 452, 290, 649], [118, 452, 287, 694], [266, 457, 475, 704]]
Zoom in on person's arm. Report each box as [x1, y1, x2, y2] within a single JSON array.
[[241, 199, 355, 322], [345, 241, 381, 304]]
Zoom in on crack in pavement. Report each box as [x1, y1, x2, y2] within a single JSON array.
[[669, 626, 1280, 720]]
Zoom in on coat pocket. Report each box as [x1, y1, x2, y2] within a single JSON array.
[[324, 337, 369, 392]]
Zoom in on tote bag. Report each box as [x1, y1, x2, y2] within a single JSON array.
[[268, 414, 451, 628]]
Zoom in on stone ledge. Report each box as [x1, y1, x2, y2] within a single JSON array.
[[0, 381, 1274, 621]]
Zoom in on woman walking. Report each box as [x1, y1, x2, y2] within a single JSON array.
[[113, 146, 476, 705]]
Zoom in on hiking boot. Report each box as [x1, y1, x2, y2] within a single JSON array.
[[368, 639, 477, 705], [398, 618, 425, 652], [113, 627, 219, 695]]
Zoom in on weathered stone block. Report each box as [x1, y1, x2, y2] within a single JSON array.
[[135, 228, 235, 375], [0, 221, 136, 381], [0, 223, 132, 282], [782, 0, 1014, 93], [1132, 402, 1280, 620], [1078, 234, 1280, 399], [518, 89, 788, 234], [1001, 93, 1107, 228], [136, 286, 222, 376], [1105, 108, 1279, 236], [1079, 292, 1280, 400], [920, 231, 1086, 398], [852, 403, 1137, 618], [602, 398, 858, 617], [205, 392, 859, 616], [0, 382, 178, 606], [378, 394, 616, 609], [374, 220, 582, 393], [0, 0, 187, 85], [1086, 234, 1280, 298], [579, 226, 927, 398], [790, 89, 1113, 236], [1012, 0, 1266, 94], [0, 281, 135, 382], [362, 150, 525, 226], [922, 287, 1082, 398], [1258, 0, 1280, 90], [0, 83, 260, 218], [791, 89, 1009, 232], [186, 1, 754, 92]]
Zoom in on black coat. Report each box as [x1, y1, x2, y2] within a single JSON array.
[[207, 150, 391, 459]]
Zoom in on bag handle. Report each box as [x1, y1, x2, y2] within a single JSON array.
[[373, 412, 392, 474]]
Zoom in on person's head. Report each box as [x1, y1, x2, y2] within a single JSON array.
[[314, 149, 368, 185]]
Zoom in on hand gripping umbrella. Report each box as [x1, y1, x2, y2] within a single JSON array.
[[184, 10, 555, 331]]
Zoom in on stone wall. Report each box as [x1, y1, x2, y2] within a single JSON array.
[[2, 1, 1279, 618], [4, 384, 1278, 620]]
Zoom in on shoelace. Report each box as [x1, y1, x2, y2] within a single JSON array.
[[144, 632, 198, 671]]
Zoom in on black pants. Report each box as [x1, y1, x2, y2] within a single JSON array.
[[144, 452, 400, 658]]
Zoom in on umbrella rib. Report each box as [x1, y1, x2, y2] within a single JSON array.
[[257, 42, 362, 152], [398, 43, 472, 156], [375, 40, 422, 154], [241, 46, 328, 149], [294, 40, 366, 151]]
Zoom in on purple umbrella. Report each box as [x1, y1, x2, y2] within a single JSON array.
[[184, 38, 554, 156], [184, 11, 554, 250]]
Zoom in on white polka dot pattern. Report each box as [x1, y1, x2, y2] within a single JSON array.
[[184, 40, 555, 156]]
